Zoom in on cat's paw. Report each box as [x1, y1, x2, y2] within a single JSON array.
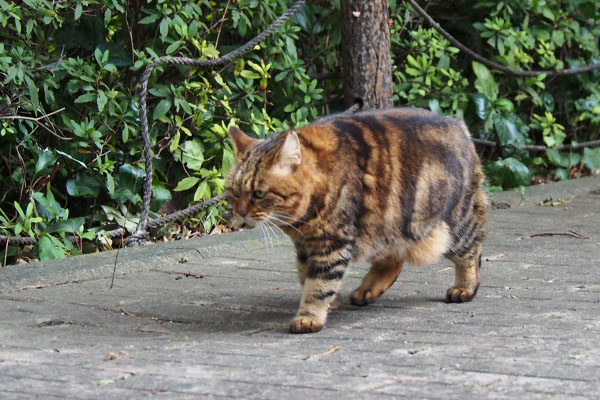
[[289, 316, 323, 334], [350, 288, 379, 307], [446, 285, 479, 303]]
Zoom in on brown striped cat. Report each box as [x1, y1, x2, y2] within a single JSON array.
[[225, 108, 487, 334]]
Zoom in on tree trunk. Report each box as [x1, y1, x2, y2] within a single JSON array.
[[340, 0, 393, 110]]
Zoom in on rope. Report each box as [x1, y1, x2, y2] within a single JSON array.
[[406, 0, 600, 77], [0, 1, 306, 250], [130, 0, 306, 246]]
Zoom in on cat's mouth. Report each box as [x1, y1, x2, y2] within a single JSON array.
[[230, 215, 258, 229]]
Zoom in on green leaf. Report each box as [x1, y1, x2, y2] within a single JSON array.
[[222, 146, 235, 173], [193, 180, 210, 201], [170, 131, 181, 153], [139, 14, 160, 24], [35, 150, 57, 174], [36, 235, 66, 261], [182, 139, 204, 170], [502, 158, 530, 187], [152, 185, 172, 202], [45, 217, 85, 234], [75, 92, 97, 104], [166, 40, 181, 55], [494, 114, 524, 148], [153, 99, 171, 120], [25, 76, 39, 112], [546, 149, 570, 168], [101, 205, 139, 232], [554, 168, 568, 180], [472, 94, 490, 121], [106, 174, 115, 195], [582, 147, 600, 170], [74, 3, 82, 20], [541, 6, 555, 21], [97, 90, 108, 113], [66, 173, 102, 198], [151, 184, 172, 211], [56, 150, 87, 168], [240, 70, 260, 79], [428, 99, 442, 115], [486, 157, 530, 188], [174, 176, 200, 191], [473, 61, 498, 101], [159, 18, 169, 39]]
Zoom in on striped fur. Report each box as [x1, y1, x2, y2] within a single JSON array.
[[226, 108, 487, 333]]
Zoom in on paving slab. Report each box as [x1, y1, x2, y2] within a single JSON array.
[[1, 176, 600, 399]]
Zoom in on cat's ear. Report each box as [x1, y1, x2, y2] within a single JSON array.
[[272, 131, 301, 176], [229, 126, 259, 157]]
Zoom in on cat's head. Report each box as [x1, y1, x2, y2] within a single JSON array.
[[225, 126, 311, 232]]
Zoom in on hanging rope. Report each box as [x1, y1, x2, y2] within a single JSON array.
[[126, 0, 306, 247], [0, 0, 306, 250]]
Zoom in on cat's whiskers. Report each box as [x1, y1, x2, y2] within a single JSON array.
[[267, 214, 304, 236], [263, 220, 284, 246], [256, 214, 276, 248], [257, 223, 268, 247], [270, 212, 306, 225], [263, 218, 286, 238]]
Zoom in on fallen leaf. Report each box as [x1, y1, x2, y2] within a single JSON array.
[[569, 353, 587, 360], [486, 253, 506, 261], [303, 346, 340, 360], [104, 351, 130, 361]]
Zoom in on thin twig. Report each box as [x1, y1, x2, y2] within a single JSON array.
[[3, 239, 9, 268], [0, 107, 65, 121], [0, 108, 71, 140], [520, 230, 590, 240], [303, 346, 340, 360], [214, 0, 232, 49]]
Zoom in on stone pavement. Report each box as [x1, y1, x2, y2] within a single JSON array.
[[1, 176, 599, 399]]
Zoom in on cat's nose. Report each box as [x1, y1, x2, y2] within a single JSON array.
[[236, 203, 248, 217]]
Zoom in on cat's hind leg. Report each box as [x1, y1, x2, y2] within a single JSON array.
[[446, 241, 483, 302], [350, 255, 404, 307]]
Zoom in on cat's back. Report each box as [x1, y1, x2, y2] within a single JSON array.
[[299, 107, 477, 175]]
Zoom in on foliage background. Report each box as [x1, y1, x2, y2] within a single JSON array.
[[1, 0, 599, 263]]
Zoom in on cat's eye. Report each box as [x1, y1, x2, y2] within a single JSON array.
[[253, 190, 267, 199]]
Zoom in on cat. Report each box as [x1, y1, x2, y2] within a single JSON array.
[[225, 107, 487, 334]]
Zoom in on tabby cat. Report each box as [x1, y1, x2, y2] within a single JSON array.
[[225, 108, 487, 334]]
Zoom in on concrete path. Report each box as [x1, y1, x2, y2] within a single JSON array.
[[1, 176, 599, 399]]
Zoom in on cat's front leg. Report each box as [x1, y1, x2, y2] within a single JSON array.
[[290, 256, 349, 334]]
